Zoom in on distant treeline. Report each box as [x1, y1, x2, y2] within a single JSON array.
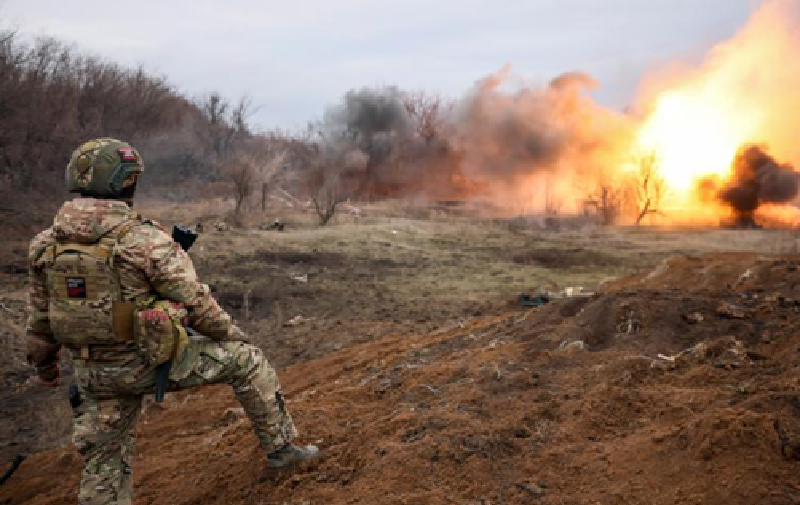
[[0, 29, 284, 201], [0, 27, 465, 206]]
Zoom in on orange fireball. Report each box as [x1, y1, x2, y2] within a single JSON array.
[[629, 0, 800, 216]]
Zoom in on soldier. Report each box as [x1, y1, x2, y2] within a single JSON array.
[[26, 139, 318, 505]]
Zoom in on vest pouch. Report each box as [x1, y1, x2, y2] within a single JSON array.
[[47, 245, 125, 347], [133, 300, 189, 366]]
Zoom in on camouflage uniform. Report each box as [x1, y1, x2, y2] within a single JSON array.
[[27, 198, 297, 505]]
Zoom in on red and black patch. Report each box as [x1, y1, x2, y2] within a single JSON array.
[[118, 148, 138, 163], [66, 277, 87, 299]]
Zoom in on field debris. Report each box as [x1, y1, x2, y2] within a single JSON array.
[[518, 286, 595, 307], [283, 315, 311, 327], [683, 311, 705, 324], [556, 339, 587, 353], [716, 302, 749, 319]]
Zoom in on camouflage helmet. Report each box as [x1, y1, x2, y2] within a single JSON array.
[[66, 138, 144, 199]]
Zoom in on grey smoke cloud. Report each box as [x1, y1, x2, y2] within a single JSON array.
[[320, 86, 413, 171], [317, 69, 630, 199], [448, 69, 614, 181], [328, 87, 412, 138]]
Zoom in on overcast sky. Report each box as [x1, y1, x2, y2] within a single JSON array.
[[1, 0, 760, 130]]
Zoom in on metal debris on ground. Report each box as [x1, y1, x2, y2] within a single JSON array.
[[518, 286, 595, 307], [260, 219, 285, 231], [518, 293, 550, 307]]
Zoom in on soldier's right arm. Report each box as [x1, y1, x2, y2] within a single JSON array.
[[123, 223, 244, 341], [25, 230, 61, 382]]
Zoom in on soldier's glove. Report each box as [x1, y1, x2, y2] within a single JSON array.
[[33, 365, 60, 388]]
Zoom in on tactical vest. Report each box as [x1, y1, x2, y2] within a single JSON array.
[[44, 220, 139, 351]]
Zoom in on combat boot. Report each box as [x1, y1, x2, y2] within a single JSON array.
[[266, 443, 320, 469]]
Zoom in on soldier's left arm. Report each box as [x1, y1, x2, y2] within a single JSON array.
[[25, 230, 61, 383]]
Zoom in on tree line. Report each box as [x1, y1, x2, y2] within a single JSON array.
[[0, 30, 281, 202]]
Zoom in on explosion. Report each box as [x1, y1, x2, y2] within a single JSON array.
[[317, 1, 800, 226], [629, 0, 800, 224]]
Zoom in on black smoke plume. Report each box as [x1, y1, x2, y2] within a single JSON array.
[[720, 144, 799, 227], [320, 86, 415, 196]]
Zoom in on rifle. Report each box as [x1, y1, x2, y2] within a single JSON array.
[[153, 225, 198, 403]]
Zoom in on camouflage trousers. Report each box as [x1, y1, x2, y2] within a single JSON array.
[[71, 339, 298, 505]]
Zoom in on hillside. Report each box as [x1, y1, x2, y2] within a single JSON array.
[[2, 243, 799, 505]]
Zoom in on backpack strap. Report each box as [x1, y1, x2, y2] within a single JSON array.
[[84, 215, 142, 344], [53, 243, 112, 259]]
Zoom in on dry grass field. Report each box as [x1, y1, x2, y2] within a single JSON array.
[[129, 199, 800, 365]]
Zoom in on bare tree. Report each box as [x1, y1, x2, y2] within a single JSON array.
[[197, 93, 255, 162], [402, 90, 450, 144], [631, 151, 666, 225], [231, 96, 257, 135], [311, 162, 348, 226], [597, 185, 626, 225], [229, 154, 257, 216], [582, 170, 628, 226], [200, 92, 230, 159], [572, 157, 632, 226]]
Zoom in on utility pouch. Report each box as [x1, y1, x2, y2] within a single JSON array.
[[133, 300, 189, 366]]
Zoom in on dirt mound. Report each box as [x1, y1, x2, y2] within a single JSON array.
[[3, 253, 800, 504], [605, 252, 800, 295]]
